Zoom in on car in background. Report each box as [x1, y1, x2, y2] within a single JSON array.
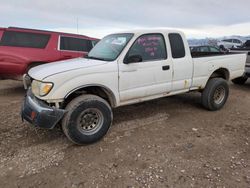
[[242, 40, 250, 48], [0, 27, 99, 80], [190, 45, 224, 53], [217, 38, 243, 49]]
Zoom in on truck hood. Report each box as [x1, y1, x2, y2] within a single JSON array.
[[28, 58, 108, 80]]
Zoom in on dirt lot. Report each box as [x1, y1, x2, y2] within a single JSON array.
[[0, 80, 249, 188]]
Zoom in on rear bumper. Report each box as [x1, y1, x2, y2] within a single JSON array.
[[21, 89, 66, 129]]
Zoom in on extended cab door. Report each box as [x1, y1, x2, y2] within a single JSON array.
[[168, 33, 193, 91], [118, 33, 173, 102]]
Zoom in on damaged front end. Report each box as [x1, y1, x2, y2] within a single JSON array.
[[21, 89, 66, 129]]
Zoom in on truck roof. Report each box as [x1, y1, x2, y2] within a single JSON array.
[[115, 29, 185, 35]]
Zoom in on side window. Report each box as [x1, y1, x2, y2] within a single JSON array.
[[60, 36, 92, 52], [210, 47, 220, 52], [0, 31, 50, 48], [199, 46, 209, 52], [234, 39, 241, 44], [126, 34, 167, 62], [169, 33, 185, 58]]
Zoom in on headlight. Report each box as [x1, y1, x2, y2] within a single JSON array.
[[31, 80, 53, 97]]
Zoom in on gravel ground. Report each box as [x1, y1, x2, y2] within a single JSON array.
[[0, 80, 249, 188]]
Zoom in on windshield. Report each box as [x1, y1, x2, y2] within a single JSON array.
[[86, 33, 134, 61]]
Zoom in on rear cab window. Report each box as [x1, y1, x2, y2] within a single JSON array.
[[125, 33, 167, 62], [59, 36, 93, 52], [169, 33, 185, 58], [0, 31, 50, 48]]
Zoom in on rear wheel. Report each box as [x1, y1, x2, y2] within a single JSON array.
[[62, 94, 113, 145], [232, 76, 248, 85], [201, 78, 229, 111]]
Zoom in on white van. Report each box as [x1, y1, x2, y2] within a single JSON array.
[[217, 38, 243, 49]]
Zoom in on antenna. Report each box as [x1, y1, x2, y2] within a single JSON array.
[[76, 17, 79, 34]]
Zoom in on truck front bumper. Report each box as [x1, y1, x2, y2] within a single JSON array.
[[21, 89, 66, 129]]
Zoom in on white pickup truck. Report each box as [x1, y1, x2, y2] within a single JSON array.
[[21, 29, 246, 144]]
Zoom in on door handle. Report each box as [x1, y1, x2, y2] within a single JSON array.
[[162, 65, 170, 71]]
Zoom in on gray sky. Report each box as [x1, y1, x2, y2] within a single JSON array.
[[1, 0, 250, 38]]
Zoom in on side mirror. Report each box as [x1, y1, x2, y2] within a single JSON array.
[[124, 54, 142, 64]]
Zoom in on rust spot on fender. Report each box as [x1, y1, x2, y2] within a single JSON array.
[[184, 80, 188, 88]]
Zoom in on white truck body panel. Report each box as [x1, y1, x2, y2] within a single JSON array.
[[29, 58, 120, 105], [28, 29, 247, 107], [192, 53, 247, 88], [230, 50, 250, 77]]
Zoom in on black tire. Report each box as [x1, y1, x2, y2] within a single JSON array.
[[201, 78, 229, 111], [232, 76, 248, 85], [62, 94, 113, 145]]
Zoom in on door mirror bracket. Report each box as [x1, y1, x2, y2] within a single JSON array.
[[124, 55, 142, 64]]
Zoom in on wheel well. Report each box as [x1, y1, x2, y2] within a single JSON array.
[[64, 86, 116, 108], [210, 68, 229, 81]]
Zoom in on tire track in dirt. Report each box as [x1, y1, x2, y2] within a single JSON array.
[[112, 112, 170, 132]]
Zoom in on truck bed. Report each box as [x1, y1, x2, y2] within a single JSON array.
[[191, 52, 247, 89]]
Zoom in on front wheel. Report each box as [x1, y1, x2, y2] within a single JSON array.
[[201, 78, 229, 111], [62, 94, 113, 145]]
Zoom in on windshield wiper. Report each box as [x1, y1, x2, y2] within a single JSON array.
[[85, 55, 109, 61]]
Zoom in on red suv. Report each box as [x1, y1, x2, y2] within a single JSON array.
[[0, 27, 99, 79]]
